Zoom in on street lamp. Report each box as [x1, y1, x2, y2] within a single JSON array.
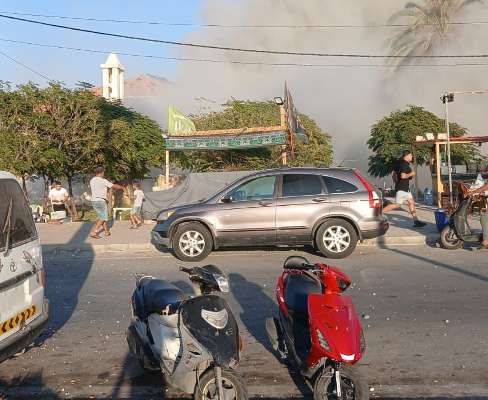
[[441, 92, 454, 206]]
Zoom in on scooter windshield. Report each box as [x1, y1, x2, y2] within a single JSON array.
[[180, 295, 239, 366]]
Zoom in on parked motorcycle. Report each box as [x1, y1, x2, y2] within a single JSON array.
[[127, 265, 247, 400], [266, 256, 368, 400], [440, 182, 486, 250]]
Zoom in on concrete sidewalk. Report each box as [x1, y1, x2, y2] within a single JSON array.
[[37, 207, 444, 256]]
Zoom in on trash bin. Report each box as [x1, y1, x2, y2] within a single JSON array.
[[434, 209, 449, 232]]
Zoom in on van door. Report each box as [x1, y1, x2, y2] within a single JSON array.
[[0, 179, 44, 342]]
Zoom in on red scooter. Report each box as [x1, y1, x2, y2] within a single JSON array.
[[266, 256, 368, 400]]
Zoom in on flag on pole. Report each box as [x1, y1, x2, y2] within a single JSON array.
[[168, 105, 196, 135]]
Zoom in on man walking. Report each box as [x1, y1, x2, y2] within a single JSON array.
[[89, 166, 125, 239], [383, 150, 426, 228]]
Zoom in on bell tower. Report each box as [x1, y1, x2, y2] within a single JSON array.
[[100, 53, 124, 100]]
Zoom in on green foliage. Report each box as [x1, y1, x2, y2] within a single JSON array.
[[368, 105, 480, 177], [102, 101, 165, 181], [0, 82, 165, 192], [388, 0, 484, 67], [174, 100, 333, 171]]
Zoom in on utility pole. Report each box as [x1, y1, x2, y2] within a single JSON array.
[[442, 92, 454, 206]]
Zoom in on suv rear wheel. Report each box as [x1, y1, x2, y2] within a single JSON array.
[[315, 219, 358, 259], [173, 222, 213, 262]]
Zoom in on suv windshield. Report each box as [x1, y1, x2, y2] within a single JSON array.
[[0, 180, 37, 251]]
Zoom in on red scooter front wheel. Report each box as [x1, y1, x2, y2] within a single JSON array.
[[313, 364, 368, 400]]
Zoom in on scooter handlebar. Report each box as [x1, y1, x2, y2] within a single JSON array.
[[283, 263, 315, 271], [179, 266, 193, 274]]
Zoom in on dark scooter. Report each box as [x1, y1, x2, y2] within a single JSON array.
[[440, 183, 486, 250], [127, 265, 247, 400], [266, 256, 368, 400]]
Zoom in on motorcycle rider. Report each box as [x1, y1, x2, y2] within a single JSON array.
[[469, 181, 488, 249]]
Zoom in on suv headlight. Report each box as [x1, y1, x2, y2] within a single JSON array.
[[157, 210, 175, 221]]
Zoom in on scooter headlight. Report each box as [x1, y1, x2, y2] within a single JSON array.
[[213, 274, 229, 293], [316, 329, 331, 352], [201, 308, 229, 329]]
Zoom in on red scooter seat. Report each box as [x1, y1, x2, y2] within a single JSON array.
[[284, 274, 322, 315]]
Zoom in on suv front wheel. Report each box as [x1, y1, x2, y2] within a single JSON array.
[[315, 219, 358, 259], [172, 222, 213, 262]]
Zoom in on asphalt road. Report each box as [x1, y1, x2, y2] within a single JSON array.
[[1, 245, 487, 399]]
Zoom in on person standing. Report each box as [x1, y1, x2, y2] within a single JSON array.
[[49, 181, 68, 212], [89, 166, 125, 239], [129, 181, 145, 229], [470, 181, 488, 249], [383, 150, 426, 228]]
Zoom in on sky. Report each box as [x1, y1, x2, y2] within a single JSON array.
[[2, 0, 488, 181], [0, 0, 203, 85]]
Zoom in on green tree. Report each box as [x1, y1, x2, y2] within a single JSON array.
[[388, 0, 484, 67], [101, 100, 165, 182], [174, 100, 333, 171], [367, 105, 480, 177], [0, 82, 57, 195]]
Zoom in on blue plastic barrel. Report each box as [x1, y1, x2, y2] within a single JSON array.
[[434, 209, 449, 232]]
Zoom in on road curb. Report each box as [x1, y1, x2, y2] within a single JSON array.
[[41, 234, 439, 256], [359, 233, 438, 247]]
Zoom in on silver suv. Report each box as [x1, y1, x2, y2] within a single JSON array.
[[152, 168, 388, 261]]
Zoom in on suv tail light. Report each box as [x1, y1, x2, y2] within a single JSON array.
[[354, 170, 381, 209]]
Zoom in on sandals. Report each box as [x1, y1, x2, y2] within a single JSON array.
[[129, 225, 138, 230], [90, 234, 101, 240]]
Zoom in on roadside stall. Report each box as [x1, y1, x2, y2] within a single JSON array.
[[413, 134, 488, 209]]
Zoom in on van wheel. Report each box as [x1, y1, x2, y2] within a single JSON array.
[[173, 222, 213, 262], [316, 219, 357, 259]]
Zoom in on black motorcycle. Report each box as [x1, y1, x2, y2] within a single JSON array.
[[440, 183, 485, 249], [127, 265, 247, 400]]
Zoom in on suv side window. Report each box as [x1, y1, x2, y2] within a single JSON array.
[[227, 176, 276, 202], [0, 180, 37, 251], [322, 176, 358, 194], [282, 174, 323, 197]]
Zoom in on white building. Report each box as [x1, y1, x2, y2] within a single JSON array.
[[100, 53, 124, 100]]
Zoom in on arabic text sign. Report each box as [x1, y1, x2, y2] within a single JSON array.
[[166, 131, 286, 151]]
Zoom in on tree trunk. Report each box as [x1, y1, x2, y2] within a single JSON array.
[[67, 174, 73, 197], [43, 175, 50, 212], [21, 175, 28, 199]]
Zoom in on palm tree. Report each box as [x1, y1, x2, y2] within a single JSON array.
[[388, 0, 484, 67]]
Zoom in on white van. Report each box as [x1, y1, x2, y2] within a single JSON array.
[[0, 171, 49, 363]]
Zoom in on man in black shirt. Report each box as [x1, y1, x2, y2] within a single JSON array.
[[384, 150, 426, 228]]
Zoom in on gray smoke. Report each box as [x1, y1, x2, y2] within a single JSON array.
[[161, 0, 488, 179]]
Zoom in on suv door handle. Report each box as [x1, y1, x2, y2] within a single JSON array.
[[312, 197, 328, 203], [259, 201, 272, 206]]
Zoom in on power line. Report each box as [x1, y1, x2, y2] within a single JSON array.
[[0, 49, 52, 81], [2, 37, 488, 68], [1, 10, 488, 29], [2, 14, 488, 58]]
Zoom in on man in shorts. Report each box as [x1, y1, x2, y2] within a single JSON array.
[[383, 150, 426, 228], [89, 166, 125, 239]]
